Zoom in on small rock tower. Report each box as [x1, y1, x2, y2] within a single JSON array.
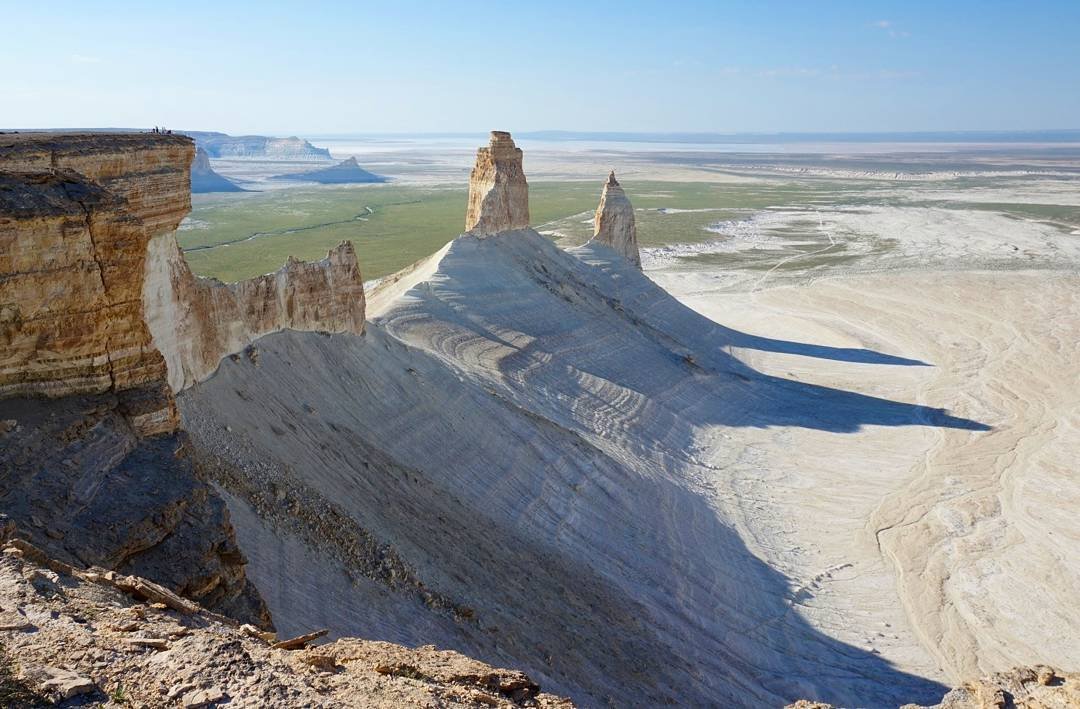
[[464, 131, 529, 236], [590, 171, 641, 269]]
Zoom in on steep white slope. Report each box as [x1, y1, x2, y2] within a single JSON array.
[[180, 230, 985, 707]]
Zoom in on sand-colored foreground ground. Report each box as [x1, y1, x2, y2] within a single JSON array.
[[657, 269, 1080, 686]]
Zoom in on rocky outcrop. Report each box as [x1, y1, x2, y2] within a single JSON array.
[[2, 130, 367, 406], [0, 133, 193, 433], [0, 132, 194, 234], [272, 156, 386, 184], [190, 147, 245, 193], [0, 548, 573, 707], [787, 666, 1080, 708], [185, 131, 332, 160], [1, 132, 368, 628], [0, 392, 271, 627], [590, 171, 641, 268], [465, 131, 529, 236], [144, 235, 366, 391]]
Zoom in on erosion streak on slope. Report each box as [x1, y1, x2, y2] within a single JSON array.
[[181, 230, 980, 708]]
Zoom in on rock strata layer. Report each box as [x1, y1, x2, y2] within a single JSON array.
[[0, 392, 271, 627], [0, 133, 193, 432], [0, 132, 368, 627], [465, 131, 529, 236], [1, 132, 367, 408], [145, 235, 366, 391], [590, 171, 641, 268]]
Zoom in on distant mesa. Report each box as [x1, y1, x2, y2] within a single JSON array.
[[183, 130, 332, 160], [271, 156, 387, 184], [190, 147, 245, 193]]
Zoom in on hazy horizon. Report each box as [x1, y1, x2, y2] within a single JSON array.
[[6, 128, 1080, 144]]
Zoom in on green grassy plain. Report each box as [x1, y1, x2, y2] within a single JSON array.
[[182, 180, 843, 282]]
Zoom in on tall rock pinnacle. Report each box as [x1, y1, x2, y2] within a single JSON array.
[[464, 131, 529, 236], [590, 171, 641, 268]]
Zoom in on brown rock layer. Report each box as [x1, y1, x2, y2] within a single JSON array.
[[144, 235, 365, 391], [0, 132, 193, 241], [465, 131, 529, 236], [2, 131, 366, 413], [0, 132, 368, 626], [0, 133, 192, 433], [590, 171, 641, 268]]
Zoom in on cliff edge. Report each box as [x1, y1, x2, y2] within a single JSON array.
[[0, 131, 367, 628]]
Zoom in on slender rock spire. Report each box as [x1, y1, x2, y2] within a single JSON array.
[[464, 131, 529, 236], [590, 171, 641, 268]]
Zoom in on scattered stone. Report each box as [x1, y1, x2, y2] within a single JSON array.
[[272, 628, 328, 650], [0, 547, 574, 707], [167, 682, 197, 700], [788, 665, 1080, 708], [182, 686, 226, 707], [108, 574, 199, 614], [27, 666, 96, 700], [1037, 666, 1058, 686], [123, 637, 169, 650], [298, 653, 339, 672], [241, 623, 276, 643]]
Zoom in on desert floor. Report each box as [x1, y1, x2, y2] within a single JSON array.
[[653, 257, 1079, 688]]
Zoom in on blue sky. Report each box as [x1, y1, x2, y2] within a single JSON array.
[[3, 0, 1078, 134]]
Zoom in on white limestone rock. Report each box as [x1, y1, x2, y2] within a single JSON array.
[[590, 171, 641, 269]]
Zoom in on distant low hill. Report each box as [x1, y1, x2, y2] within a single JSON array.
[[190, 147, 245, 193], [184, 131, 332, 160], [271, 156, 386, 184]]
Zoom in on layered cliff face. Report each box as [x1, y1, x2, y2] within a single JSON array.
[[144, 235, 365, 391], [464, 131, 529, 235], [590, 171, 641, 268], [0, 133, 193, 434], [0, 132, 195, 235], [0, 132, 367, 629]]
